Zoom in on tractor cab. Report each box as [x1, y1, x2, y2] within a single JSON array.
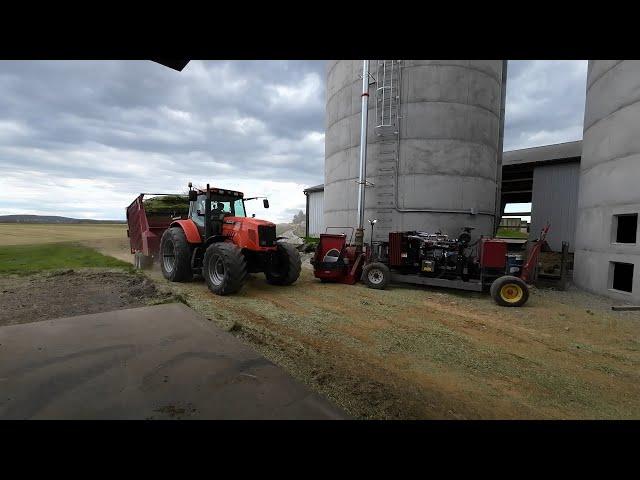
[[188, 187, 245, 237]]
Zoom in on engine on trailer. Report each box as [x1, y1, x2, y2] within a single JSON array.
[[383, 227, 479, 280]]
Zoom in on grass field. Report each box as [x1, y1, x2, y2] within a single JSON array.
[[0, 223, 127, 246], [0, 243, 132, 275], [496, 228, 529, 239]]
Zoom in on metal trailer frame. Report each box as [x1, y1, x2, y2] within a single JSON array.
[[389, 273, 483, 292], [126, 193, 189, 260]]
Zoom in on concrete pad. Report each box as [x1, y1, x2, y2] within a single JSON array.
[[0, 303, 346, 420]]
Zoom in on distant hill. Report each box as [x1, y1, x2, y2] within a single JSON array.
[[0, 215, 125, 224]]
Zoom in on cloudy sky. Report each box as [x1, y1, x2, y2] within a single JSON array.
[[0, 60, 587, 222]]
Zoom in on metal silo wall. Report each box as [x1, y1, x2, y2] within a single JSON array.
[[324, 60, 506, 242], [574, 60, 640, 301]]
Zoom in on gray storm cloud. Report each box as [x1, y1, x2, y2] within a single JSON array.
[[0, 60, 586, 221]]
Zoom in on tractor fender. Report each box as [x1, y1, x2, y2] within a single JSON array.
[[204, 234, 229, 245], [169, 219, 202, 244]]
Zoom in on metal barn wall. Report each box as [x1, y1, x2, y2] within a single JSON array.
[[307, 190, 325, 237], [530, 162, 580, 252]]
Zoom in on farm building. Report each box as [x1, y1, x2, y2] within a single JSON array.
[[303, 184, 325, 237], [501, 140, 581, 252]]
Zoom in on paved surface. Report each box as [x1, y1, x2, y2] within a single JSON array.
[[0, 303, 346, 419]]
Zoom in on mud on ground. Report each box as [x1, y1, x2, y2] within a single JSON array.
[[86, 238, 640, 420], [0, 269, 175, 327]]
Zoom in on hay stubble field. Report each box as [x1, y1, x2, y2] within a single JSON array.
[[0, 223, 127, 246]]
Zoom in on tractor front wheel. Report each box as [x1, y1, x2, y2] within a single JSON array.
[[159, 227, 193, 282], [490, 275, 529, 307], [265, 243, 302, 286], [362, 262, 390, 289], [203, 242, 248, 295]]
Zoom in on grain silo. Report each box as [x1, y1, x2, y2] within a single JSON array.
[[324, 60, 507, 242], [574, 60, 640, 301]]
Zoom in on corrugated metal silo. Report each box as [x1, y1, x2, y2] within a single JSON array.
[[324, 60, 507, 242], [574, 60, 640, 301]]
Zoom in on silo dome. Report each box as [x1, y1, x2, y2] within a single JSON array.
[[324, 60, 507, 242]]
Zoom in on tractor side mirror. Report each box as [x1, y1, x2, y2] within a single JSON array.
[[263, 199, 269, 209], [252, 213, 256, 218], [188, 190, 197, 201]]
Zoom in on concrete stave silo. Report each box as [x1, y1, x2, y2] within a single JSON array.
[[324, 60, 507, 242], [574, 60, 640, 301]]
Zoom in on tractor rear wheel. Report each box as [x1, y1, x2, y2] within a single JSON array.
[[203, 242, 247, 295], [490, 275, 529, 307], [159, 227, 193, 282], [265, 243, 302, 286], [362, 262, 390, 289]]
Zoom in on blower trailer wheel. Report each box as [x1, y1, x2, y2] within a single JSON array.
[[490, 275, 529, 307], [362, 262, 391, 290]]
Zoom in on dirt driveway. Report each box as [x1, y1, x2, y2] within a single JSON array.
[[0, 269, 175, 327], [86, 237, 640, 419]]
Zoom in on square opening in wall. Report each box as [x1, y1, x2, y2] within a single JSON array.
[[611, 262, 634, 293], [614, 214, 638, 243]]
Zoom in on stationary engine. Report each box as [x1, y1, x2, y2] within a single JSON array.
[[380, 227, 479, 281]]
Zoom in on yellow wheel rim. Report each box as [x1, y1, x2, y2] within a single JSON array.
[[500, 283, 523, 303]]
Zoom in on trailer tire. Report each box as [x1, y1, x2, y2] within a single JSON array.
[[159, 227, 193, 282], [134, 251, 153, 270], [362, 262, 390, 290], [203, 242, 247, 295], [491, 275, 529, 307], [265, 243, 302, 286]]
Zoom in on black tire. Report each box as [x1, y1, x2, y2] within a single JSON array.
[[134, 252, 153, 270], [490, 275, 529, 307], [265, 243, 302, 286], [159, 227, 193, 282], [362, 262, 390, 289], [203, 242, 247, 295]]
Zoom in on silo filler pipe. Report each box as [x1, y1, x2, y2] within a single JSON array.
[[354, 60, 370, 252]]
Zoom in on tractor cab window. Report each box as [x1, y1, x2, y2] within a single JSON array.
[[191, 196, 206, 226], [233, 199, 246, 217], [191, 195, 246, 222]]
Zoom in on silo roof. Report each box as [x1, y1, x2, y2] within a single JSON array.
[[304, 184, 325, 193]]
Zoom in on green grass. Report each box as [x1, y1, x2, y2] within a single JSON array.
[[0, 242, 133, 275], [496, 228, 529, 239]]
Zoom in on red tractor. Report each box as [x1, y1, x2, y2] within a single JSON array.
[[126, 183, 301, 295]]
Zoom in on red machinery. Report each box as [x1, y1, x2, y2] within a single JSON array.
[[310, 229, 365, 285], [313, 225, 550, 307]]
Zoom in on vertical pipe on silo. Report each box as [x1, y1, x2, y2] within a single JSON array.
[[355, 60, 370, 248]]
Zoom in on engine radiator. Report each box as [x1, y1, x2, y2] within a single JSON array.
[[388, 232, 406, 267]]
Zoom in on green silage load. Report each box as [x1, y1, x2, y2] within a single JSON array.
[[143, 195, 190, 215]]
